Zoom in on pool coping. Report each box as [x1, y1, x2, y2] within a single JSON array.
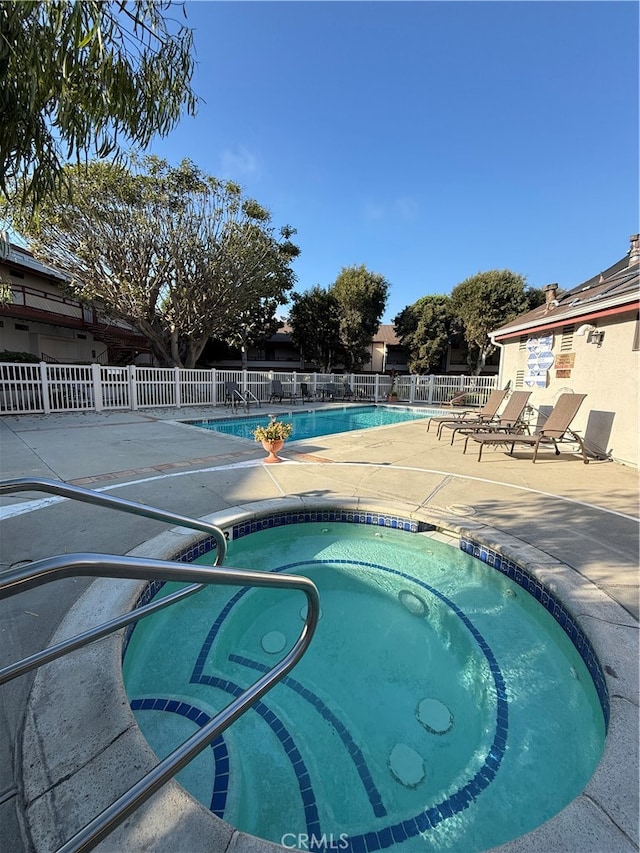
[[20, 496, 639, 852]]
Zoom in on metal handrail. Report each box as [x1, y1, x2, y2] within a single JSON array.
[[0, 477, 228, 564], [0, 478, 320, 852], [0, 553, 320, 853]]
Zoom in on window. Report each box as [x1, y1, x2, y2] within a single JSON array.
[[15, 323, 29, 331], [9, 268, 24, 279], [633, 313, 640, 352]]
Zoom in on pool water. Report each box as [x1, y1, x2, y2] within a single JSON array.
[[187, 405, 437, 441], [123, 524, 605, 852]]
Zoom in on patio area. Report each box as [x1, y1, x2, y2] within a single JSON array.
[[0, 402, 638, 852]]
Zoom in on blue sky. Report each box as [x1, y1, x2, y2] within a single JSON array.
[[148, 1, 639, 323]]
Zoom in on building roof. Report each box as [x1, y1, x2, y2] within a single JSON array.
[[491, 235, 640, 341], [372, 324, 400, 345], [1, 237, 68, 283]]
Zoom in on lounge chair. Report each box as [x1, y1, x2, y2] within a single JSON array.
[[443, 391, 531, 445], [464, 393, 589, 462], [426, 388, 508, 436], [269, 379, 297, 403], [442, 391, 469, 407]]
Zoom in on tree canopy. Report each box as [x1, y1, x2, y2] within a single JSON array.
[[331, 264, 389, 371], [449, 269, 542, 373], [6, 156, 299, 367], [0, 1, 197, 211], [393, 295, 454, 374], [288, 286, 344, 373]]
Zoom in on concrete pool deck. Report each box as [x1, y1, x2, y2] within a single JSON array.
[[0, 403, 638, 852]]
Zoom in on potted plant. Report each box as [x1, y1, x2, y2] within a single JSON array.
[[253, 418, 293, 463]]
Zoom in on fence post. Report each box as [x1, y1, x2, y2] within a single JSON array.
[[39, 362, 51, 414], [428, 374, 434, 404], [128, 365, 138, 410], [211, 368, 217, 406], [174, 366, 181, 408], [91, 363, 103, 412], [374, 374, 380, 402], [409, 374, 416, 404]]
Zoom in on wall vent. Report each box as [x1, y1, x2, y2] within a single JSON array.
[[560, 325, 574, 352], [515, 370, 525, 388]]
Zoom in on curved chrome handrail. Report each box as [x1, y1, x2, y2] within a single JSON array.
[[0, 553, 320, 853], [0, 477, 228, 564]]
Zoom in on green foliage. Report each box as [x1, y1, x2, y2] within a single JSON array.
[[253, 419, 293, 442], [288, 286, 344, 373], [0, 0, 197, 212], [450, 269, 530, 373], [330, 265, 389, 371], [222, 298, 281, 370], [393, 295, 453, 374], [0, 350, 40, 363], [5, 156, 298, 368]]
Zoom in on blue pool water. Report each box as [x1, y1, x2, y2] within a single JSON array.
[[187, 405, 437, 441], [123, 523, 605, 852]]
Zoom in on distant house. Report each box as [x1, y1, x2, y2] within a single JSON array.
[[491, 234, 639, 466], [363, 325, 408, 374], [0, 238, 150, 365]]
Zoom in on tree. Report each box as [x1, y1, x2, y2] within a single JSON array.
[[222, 298, 281, 370], [6, 156, 298, 367], [0, 1, 197, 211], [330, 265, 389, 371], [288, 287, 344, 373], [450, 269, 542, 374], [393, 295, 454, 374]]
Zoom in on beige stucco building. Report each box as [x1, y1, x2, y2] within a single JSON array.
[[491, 235, 639, 467]]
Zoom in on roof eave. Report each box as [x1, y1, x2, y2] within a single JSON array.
[[492, 297, 639, 341]]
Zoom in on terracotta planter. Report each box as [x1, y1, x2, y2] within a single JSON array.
[[261, 438, 285, 463]]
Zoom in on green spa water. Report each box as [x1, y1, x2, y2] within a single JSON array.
[[123, 523, 605, 852]]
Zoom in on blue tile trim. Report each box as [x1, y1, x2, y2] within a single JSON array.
[[459, 535, 610, 727], [229, 654, 387, 819], [192, 558, 508, 849], [123, 511, 610, 848], [194, 674, 321, 837], [129, 697, 229, 816]]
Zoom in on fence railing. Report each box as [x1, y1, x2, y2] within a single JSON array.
[[0, 362, 497, 415]]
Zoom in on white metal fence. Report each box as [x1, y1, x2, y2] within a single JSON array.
[[0, 363, 497, 415]]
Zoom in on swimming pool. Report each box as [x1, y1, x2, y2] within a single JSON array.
[[123, 520, 606, 852], [187, 405, 437, 442]]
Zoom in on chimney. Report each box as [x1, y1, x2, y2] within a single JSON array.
[[629, 233, 640, 267], [542, 282, 558, 308]]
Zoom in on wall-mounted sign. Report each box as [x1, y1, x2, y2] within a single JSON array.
[[555, 369, 572, 379], [525, 334, 554, 387], [554, 353, 575, 369]]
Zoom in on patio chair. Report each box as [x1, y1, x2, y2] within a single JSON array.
[[464, 393, 589, 463], [269, 379, 297, 404], [426, 388, 508, 436], [341, 383, 355, 401], [224, 381, 260, 410], [300, 382, 315, 401], [443, 391, 531, 446]]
